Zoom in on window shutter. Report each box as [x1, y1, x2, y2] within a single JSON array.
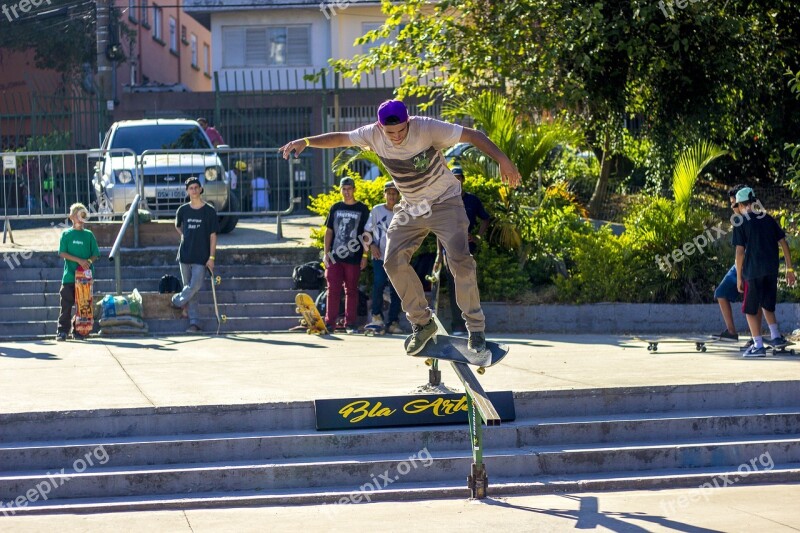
[[222, 27, 246, 67], [287, 26, 310, 65], [245, 28, 268, 65]]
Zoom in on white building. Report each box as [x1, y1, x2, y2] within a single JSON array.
[[183, 0, 409, 92]]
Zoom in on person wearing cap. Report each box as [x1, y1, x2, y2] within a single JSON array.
[[280, 99, 521, 355], [732, 186, 795, 356], [171, 176, 220, 333], [441, 166, 491, 334], [364, 181, 403, 333], [323, 177, 371, 333], [197, 118, 224, 148]]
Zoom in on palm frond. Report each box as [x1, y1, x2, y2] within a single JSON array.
[[672, 140, 729, 221], [331, 147, 388, 177]]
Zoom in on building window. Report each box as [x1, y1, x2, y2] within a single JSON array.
[[222, 25, 311, 67], [191, 34, 198, 67], [140, 0, 148, 25], [152, 5, 162, 41], [181, 25, 188, 43], [203, 43, 210, 74], [128, 0, 136, 21], [169, 17, 177, 51]]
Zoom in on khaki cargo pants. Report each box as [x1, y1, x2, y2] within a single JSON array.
[[383, 195, 485, 332]]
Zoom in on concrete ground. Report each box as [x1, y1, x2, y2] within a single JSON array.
[[1, 484, 799, 532], [1, 333, 799, 414], [1, 332, 799, 530]]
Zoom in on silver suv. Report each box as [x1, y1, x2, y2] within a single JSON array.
[[92, 119, 238, 233]]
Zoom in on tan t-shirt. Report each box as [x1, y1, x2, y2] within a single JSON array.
[[349, 116, 463, 214]]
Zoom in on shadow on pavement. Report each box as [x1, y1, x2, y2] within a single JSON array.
[[0, 347, 60, 360]]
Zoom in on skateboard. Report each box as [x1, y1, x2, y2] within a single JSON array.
[[634, 336, 727, 353], [207, 267, 227, 334], [364, 323, 385, 336], [295, 292, 327, 335], [72, 265, 94, 338], [767, 339, 796, 355], [405, 332, 510, 374]]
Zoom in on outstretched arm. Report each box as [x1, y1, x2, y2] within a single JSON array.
[[459, 127, 521, 188], [280, 132, 355, 159]]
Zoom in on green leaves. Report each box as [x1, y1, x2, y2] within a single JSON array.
[[672, 140, 729, 221]]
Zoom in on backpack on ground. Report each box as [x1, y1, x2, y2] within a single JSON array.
[[293, 261, 325, 291], [159, 274, 183, 294]]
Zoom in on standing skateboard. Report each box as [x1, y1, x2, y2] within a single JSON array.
[[73, 265, 94, 338], [405, 333, 509, 374], [295, 292, 327, 335], [207, 267, 227, 334]]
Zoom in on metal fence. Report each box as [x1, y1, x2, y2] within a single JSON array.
[[1, 148, 299, 223]]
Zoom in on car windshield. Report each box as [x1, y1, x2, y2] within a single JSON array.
[[109, 124, 212, 155]]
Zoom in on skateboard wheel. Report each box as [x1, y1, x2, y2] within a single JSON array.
[[215, 276, 222, 285], [647, 346, 652, 351], [221, 315, 227, 323], [424, 358, 433, 367], [477, 367, 486, 375], [701, 346, 707, 352]]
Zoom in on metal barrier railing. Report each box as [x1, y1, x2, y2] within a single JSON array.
[[2, 148, 301, 240], [109, 195, 141, 295]]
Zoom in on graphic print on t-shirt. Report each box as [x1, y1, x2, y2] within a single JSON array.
[[332, 210, 360, 257]]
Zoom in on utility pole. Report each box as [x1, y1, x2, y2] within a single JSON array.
[[96, 0, 113, 107]]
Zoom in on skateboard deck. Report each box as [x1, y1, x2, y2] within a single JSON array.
[[767, 339, 796, 355], [73, 266, 94, 338], [207, 267, 227, 334], [295, 292, 327, 335], [405, 333, 509, 374], [633, 336, 730, 353], [364, 323, 385, 336]]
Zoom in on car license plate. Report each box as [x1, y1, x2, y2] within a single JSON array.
[[156, 189, 185, 199]]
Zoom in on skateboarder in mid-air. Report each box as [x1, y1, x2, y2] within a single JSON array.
[[56, 203, 100, 341], [171, 177, 219, 333], [280, 100, 521, 355]]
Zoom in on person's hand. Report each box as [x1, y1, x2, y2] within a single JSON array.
[[788, 270, 796, 287], [323, 254, 331, 268], [499, 158, 522, 188], [279, 139, 306, 160], [360, 256, 368, 271], [737, 278, 745, 293], [371, 245, 381, 260], [206, 257, 215, 271], [78, 259, 90, 269]]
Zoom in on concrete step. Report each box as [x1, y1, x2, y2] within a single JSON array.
[[8, 303, 298, 322], [4, 383, 798, 443], [0, 265, 295, 281], [2, 410, 798, 472], [0, 290, 316, 309], [1, 436, 798, 503], [6, 464, 800, 515], [0, 317, 301, 338], [0, 277, 296, 294]]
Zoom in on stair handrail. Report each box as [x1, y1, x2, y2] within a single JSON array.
[[109, 194, 141, 295]]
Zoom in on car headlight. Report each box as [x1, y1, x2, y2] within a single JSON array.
[[205, 167, 218, 181], [117, 170, 133, 184]]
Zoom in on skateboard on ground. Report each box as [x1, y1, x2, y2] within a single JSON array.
[[207, 267, 227, 334], [72, 265, 94, 338], [405, 329, 510, 374], [767, 339, 796, 355], [633, 336, 728, 353], [295, 292, 327, 335], [364, 323, 385, 336]]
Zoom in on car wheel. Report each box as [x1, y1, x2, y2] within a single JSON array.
[[218, 190, 239, 234]]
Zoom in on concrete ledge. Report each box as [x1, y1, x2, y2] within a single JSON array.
[[484, 303, 800, 334]]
